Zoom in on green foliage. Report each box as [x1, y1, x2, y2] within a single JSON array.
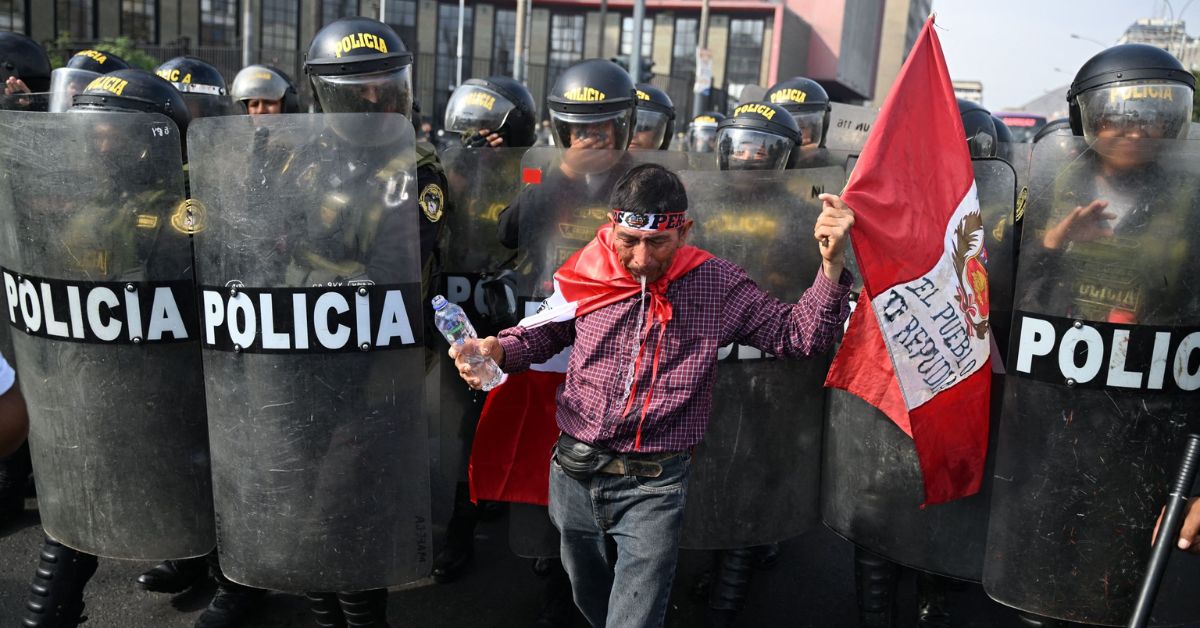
[[1194, 70, 1200, 122], [47, 32, 161, 71]]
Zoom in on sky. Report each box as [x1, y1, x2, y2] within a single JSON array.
[[931, 0, 1200, 110]]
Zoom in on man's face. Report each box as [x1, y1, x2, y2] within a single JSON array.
[[629, 129, 657, 150], [246, 98, 283, 116], [731, 140, 771, 166], [612, 221, 693, 283]]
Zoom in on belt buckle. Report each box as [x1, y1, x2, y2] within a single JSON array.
[[624, 459, 663, 478]]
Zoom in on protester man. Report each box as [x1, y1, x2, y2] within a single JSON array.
[[453, 163, 855, 627]]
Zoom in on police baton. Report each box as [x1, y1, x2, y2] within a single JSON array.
[[1127, 433, 1200, 628]]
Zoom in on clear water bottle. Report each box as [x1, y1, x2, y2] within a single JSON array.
[[432, 295, 508, 391]]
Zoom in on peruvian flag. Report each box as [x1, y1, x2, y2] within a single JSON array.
[[825, 16, 992, 506]]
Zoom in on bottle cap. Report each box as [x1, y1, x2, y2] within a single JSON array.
[[431, 295, 447, 310]]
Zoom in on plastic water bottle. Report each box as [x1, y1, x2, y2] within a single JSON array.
[[432, 295, 508, 391]]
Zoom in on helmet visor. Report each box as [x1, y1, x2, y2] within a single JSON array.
[[1077, 80, 1192, 142], [49, 68, 100, 113], [717, 127, 793, 171], [687, 123, 720, 153], [312, 66, 413, 116], [630, 109, 669, 150], [549, 109, 633, 151], [791, 109, 826, 147], [444, 85, 516, 137]]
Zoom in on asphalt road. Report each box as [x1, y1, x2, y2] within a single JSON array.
[[0, 492, 1044, 628]]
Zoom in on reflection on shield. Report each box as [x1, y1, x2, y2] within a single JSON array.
[[189, 113, 429, 591], [0, 110, 212, 559], [820, 158, 1017, 582], [984, 135, 1200, 625], [678, 166, 844, 549]]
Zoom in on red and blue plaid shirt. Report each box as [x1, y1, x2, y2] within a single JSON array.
[[498, 258, 853, 453]]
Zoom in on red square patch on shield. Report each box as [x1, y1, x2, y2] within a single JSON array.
[[522, 167, 543, 185]]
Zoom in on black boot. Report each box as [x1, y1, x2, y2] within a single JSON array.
[[195, 555, 267, 628], [337, 589, 389, 628], [855, 547, 900, 628], [432, 482, 478, 583], [0, 441, 33, 524], [136, 557, 208, 593], [706, 547, 755, 628], [915, 572, 951, 628], [305, 592, 347, 628], [22, 536, 99, 627], [535, 559, 578, 628]]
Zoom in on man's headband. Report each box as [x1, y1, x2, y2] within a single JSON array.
[[610, 209, 687, 232]]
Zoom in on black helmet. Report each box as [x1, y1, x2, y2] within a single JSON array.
[[444, 75, 537, 147], [546, 58, 637, 151], [304, 17, 413, 118], [155, 56, 232, 118], [631, 83, 675, 150], [49, 49, 130, 113], [231, 64, 300, 114], [1032, 117, 1071, 143], [686, 111, 725, 153], [990, 114, 1014, 162], [765, 76, 831, 147], [0, 32, 50, 92], [1067, 43, 1194, 140], [717, 102, 799, 171], [957, 99, 997, 158], [71, 69, 191, 135]]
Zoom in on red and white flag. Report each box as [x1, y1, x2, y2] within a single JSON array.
[[825, 16, 992, 505]]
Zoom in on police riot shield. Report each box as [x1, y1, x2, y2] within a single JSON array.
[[820, 158, 1017, 581], [188, 114, 430, 591], [678, 166, 845, 549], [0, 110, 212, 558], [984, 136, 1200, 625], [824, 102, 878, 154], [434, 146, 527, 528], [503, 147, 689, 557]]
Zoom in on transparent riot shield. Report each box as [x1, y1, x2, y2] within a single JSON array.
[[984, 136, 1200, 625], [0, 91, 51, 112], [502, 146, 689, 557], [820, 158, 1017, 581], [434, 146, 527, 529], [188, 113, 430, 591], [825, 103, 878, 154], [0, 110, 212, 559], [678, 166, 844, 549]]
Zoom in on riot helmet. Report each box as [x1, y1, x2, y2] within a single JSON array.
[[991, 114, 1014, 162], [1032, 117, 1071, 143], [631, 83, 675, 150], [958, 99, 997, 158], [49, 49, 130, 113], [444, 75, 537, 147], [71, 69, 191, 161], [765, 76, 831, 147], [304, 17, 413, 118], [1067, 43, 1194, 142], [231, 64, 299, 115], [0, 32, 50, 92], [155, 56, 232, 118], [717, 102, 799, 171], [686, 112, 725, 153], [546, 58, 637, 150]]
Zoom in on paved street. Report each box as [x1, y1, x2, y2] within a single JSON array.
[[0, 492, 1041, 627]]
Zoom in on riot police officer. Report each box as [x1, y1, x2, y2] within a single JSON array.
[[444, 75, 537, 148], [685, 111, 724, 153], [156, 56, 233, 118], [985, 43, 1198, 628], [764, 75, 832, 149], [492, 57, 639, 628], [630, 82, 675, 150], [18, 69, 229, 628], [691, 101, 799, 628], [230, 64, 299, 115], [300, 16, 448, 626], [958, 98, 999, 159], [48, 48, 129, 113], [0, 31, 50, 109]]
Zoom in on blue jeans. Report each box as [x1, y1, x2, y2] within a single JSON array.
[[547, 450, 691, 628]]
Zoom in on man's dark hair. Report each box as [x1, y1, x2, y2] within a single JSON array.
[[609, 163, 688, 214]]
